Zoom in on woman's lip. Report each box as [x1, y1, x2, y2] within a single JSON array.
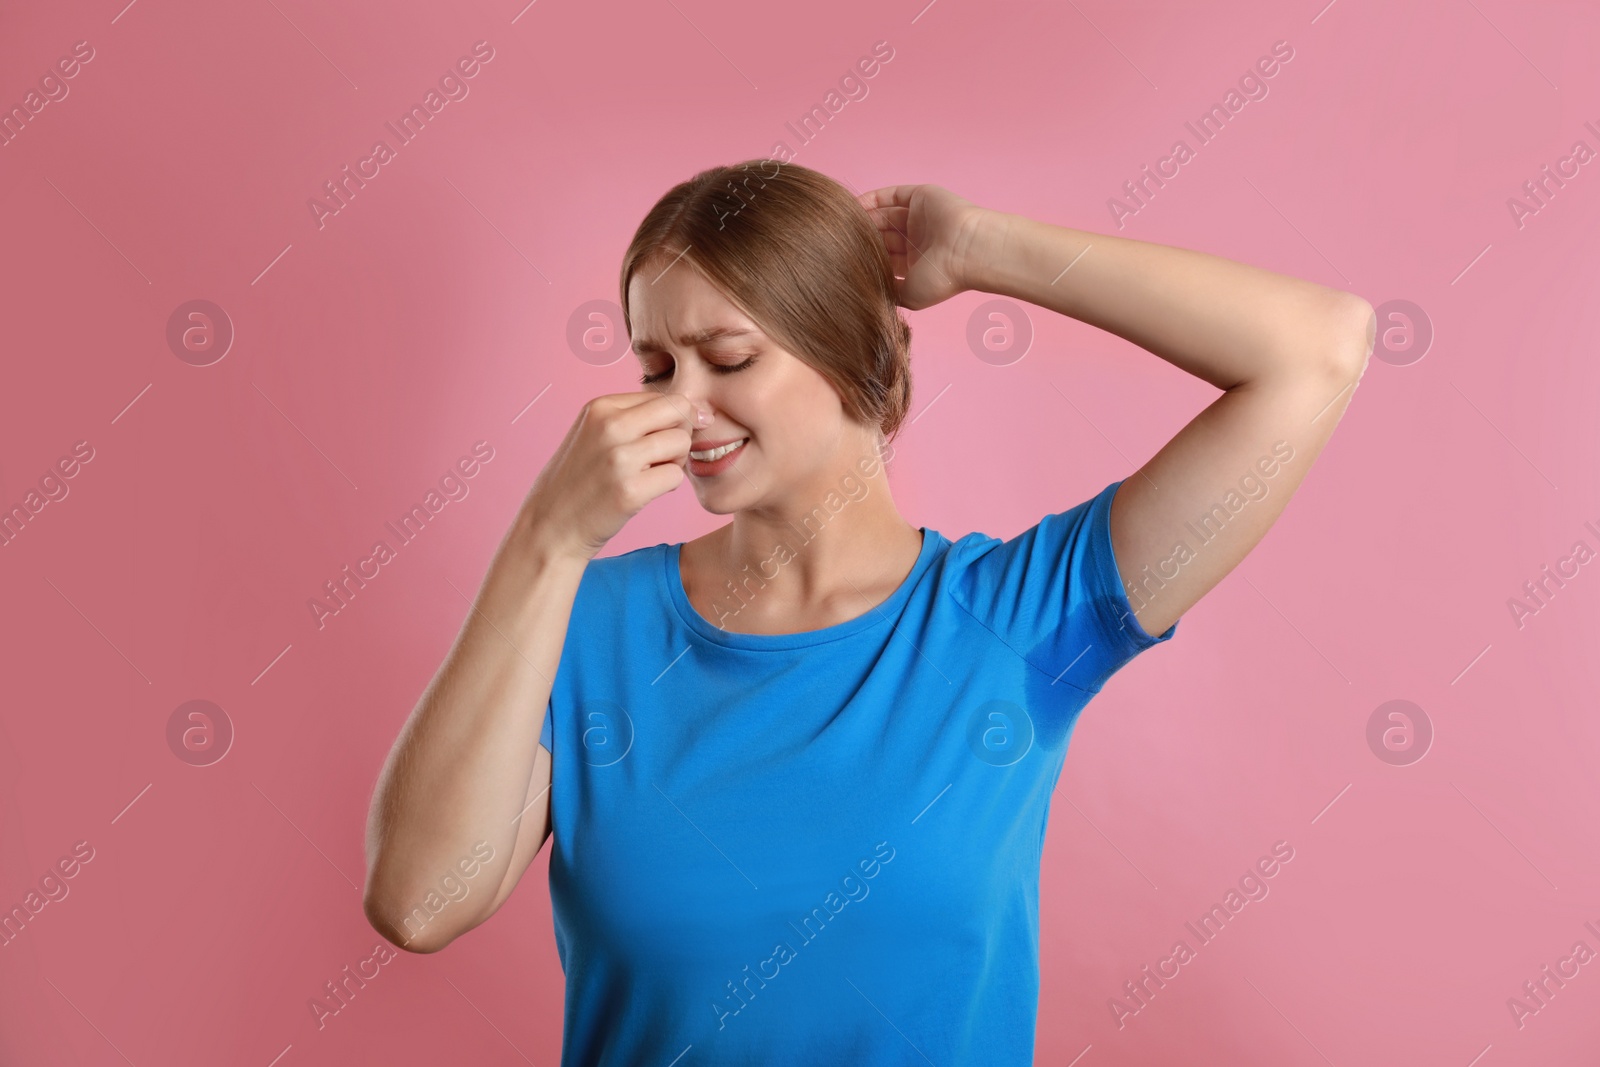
[[687, 437, 748, 475]]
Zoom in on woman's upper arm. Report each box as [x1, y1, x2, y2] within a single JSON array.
[[1109, 294, 1375, 637]]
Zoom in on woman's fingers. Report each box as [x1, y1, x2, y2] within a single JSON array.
[[856, 184, 918, 213], [614, 391, 703, 442], [861, 199, 910, 227], [861, 200, 911, 242], [856, 192, 913, 277]]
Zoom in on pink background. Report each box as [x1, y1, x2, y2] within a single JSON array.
[[3, 0, 1598, 1063]]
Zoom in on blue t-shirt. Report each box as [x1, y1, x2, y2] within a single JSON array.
[[537, 477, 1176, 1065]]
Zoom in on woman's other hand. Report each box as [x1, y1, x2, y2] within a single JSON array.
[[856, 183, 997, 311]]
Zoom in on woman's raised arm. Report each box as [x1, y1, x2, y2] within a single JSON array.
[[957, 209, 1374, 637]]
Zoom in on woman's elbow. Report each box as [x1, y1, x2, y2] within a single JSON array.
[[362, 885, 454, 955], [1328, 294, 1377, 382]]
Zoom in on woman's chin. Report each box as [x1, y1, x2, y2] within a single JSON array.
[[695, 494, 744, 516]]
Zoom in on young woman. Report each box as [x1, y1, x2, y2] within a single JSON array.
[[362, 160, 1375, 1065]]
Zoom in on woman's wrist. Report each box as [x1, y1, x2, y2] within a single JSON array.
[[473, 511, 589, 638], [957, 207, 1019, 297], [510, 506, 591, 571]]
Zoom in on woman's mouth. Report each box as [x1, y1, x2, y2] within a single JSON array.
[[687, 437, 748, 476]]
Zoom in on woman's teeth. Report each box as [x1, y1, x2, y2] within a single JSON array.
[[690, 438, 747, 461]]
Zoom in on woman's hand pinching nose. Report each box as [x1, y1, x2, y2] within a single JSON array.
[[668, 405, 711, 490]]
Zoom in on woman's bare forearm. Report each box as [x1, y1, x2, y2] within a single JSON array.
[[961, 210, 1367, 388], [362, 503, 585, 951]]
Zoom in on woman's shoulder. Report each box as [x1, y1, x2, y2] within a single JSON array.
[[580, 539, 668, 588]]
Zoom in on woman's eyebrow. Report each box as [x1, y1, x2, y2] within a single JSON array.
[[631, 325, 760, 354]]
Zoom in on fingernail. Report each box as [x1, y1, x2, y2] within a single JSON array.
[[695, 407, 711, 426]]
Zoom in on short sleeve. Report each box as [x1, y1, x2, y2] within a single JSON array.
[[949, 478, 1177, 693], [539, 694, 553, 752]]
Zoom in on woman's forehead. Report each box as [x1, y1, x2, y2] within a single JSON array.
[[629, 272, 766, 350], [631, 323, 766, 356]]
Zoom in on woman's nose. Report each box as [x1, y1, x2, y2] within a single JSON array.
[[653, 359, 714, 425], [661, 383, 712, 427]]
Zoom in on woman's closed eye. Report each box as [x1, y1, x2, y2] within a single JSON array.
[[639, 353, 760, 386]]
